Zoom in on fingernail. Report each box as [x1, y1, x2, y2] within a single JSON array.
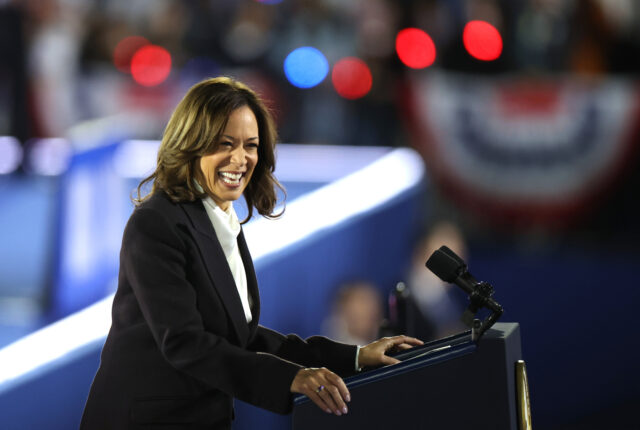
[[326, 408, 332, 414], [336, 410, 342, 416], [342, 407, 348, 414], [346, 394, 351, 402]]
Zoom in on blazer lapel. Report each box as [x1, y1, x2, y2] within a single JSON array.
[[238, 230, 260, 332], [180, 200, 250, 345]]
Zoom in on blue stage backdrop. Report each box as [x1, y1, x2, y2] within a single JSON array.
[[0, 141, 637, 429], [0, 144, 426, 430]]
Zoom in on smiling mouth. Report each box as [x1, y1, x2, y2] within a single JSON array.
[[218, 171, 244, 186]]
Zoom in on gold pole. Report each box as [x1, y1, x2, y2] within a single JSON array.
[[515, 359, 533, 430]]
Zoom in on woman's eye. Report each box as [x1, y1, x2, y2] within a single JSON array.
[[221, 141, 233, 147]]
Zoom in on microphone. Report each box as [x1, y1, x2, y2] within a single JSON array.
[[425, 245, 476, 295], [425, 246, 503, 335]]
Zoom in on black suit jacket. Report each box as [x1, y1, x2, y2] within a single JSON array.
[[80, 191, 357, 429]]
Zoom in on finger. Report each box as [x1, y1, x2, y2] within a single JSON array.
[[319, 371, 347, 414], [395, 343, 415, 351], [380, 355, 401, 366], [326, 372, 351, 403], [317, 385, 341, 415], [400, 336, 424, 345], [325, 384, 348, 415], [387, 336, 422, 348], [392, 335, 422, 345], [309, 389, 333, 414]]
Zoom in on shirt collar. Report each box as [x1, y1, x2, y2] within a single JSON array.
[[195, 181, 241, 255]]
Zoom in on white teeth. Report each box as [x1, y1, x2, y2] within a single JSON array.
[[220, 172, 242, 180], [219, 171, 242, 185]]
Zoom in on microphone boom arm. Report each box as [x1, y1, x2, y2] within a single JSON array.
[[466, 280, 503, 341]]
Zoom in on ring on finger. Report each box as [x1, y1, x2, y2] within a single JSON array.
[[315, 385, 325, 394]]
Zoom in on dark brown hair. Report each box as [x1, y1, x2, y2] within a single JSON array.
[[135, 76, 284, 223]]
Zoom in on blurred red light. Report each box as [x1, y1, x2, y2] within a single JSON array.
[[331, 57, 372, 100], [396, 28, 436, 69], [130, 45, 172, 87], [463, 20, 503, 61], [113, 36, 150, 74]]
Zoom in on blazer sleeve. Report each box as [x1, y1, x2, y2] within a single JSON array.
[[121, 206, 302, 414], [248, 326, 359, 377]]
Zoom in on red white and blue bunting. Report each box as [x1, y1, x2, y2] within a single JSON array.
[[405, 73, 640, 228]]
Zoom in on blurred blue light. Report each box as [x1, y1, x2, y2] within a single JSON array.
[[284, 47, 329, 89], [0, 136, 23, 174], [113, 139, 160, 178], [25, 138, 72, 176]]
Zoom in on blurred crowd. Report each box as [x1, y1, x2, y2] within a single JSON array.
[[1, 0, 639, 145], [1, 0, 639, 341]]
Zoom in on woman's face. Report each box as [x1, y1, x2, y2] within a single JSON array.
[[199, 105, 259, 211]]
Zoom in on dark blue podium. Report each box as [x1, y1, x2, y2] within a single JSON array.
[[292, 322, 527, 430]]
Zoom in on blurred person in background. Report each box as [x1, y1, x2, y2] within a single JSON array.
[[405, 221, 468, 341], [322, 281, 385, 345], [24, 0, 85, 137], [80, 76, 422, 429]]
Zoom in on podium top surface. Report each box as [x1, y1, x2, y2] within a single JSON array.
[[294, 322, 521, 406], [487, 322, 520, 339]]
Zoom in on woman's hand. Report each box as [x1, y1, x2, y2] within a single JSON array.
[[290, 367, 350, 416], [358, 335, 424, 368]]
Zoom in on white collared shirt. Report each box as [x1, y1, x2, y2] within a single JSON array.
[[201, 197, 253, 323]]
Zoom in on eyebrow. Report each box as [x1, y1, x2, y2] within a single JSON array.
[[222, 135, 259, 141]]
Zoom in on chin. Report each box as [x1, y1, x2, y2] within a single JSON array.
[[220, 190, 243, 203]]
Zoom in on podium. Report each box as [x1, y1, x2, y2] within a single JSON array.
[[292, 322, 528, 430]]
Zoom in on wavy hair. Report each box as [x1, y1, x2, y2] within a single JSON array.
[[135, 77, 284, 223]]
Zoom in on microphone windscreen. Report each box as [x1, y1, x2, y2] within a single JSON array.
[[425, 246, 465, 282], [439, 245, 465, 265]]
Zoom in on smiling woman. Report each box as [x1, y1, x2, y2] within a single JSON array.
[[79, 76, 422, 429]]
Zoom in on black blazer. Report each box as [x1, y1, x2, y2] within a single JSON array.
[[80, 191, 357, 429]]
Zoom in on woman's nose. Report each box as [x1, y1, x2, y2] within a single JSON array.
[[230, 146, 247, 166]]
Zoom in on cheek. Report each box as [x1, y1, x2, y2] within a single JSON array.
[[198, 159, 207, 180], [200, 158, 217, 184], [248, 154, 259, 170]]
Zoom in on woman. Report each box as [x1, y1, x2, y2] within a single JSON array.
[[80, 77, 422, 429]]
